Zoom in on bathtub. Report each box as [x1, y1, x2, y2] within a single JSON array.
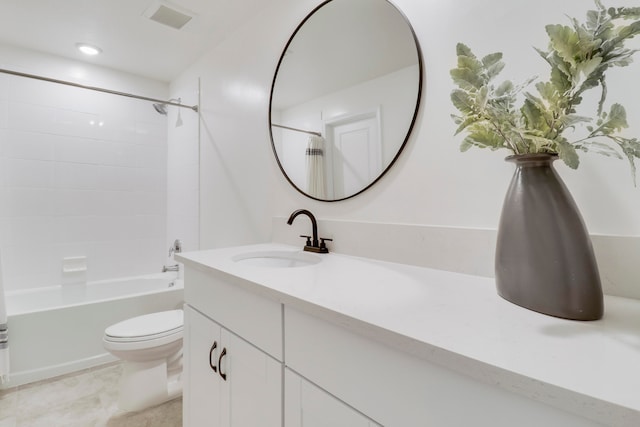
[[2, 272, 184, 388]]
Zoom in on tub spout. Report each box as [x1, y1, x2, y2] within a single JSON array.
[[162, 264, 179, 273]]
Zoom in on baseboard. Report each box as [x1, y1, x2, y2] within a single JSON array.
[[0, 353, 117, 389]]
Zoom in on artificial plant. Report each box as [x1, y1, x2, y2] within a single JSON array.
[[450, 0, 640, 180]]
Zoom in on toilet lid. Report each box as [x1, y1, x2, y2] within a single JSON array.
[[105, 309, 183, 340]]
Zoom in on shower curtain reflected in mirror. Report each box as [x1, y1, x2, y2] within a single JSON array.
[[305, 135, 326, 199]]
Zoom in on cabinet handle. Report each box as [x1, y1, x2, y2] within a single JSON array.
[[209, 341, 218, 373], [218, 347, 228, 381]]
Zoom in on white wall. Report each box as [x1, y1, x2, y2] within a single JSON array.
[[267, 0, 640, 232], [172, 0, 640, 294], [166, 78, 200, 256], [169, 3, 280, 250], [0, 44, 169, 291]]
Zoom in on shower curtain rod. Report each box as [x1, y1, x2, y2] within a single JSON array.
[[272, 123, 322, 137], [0, 67, 199, 112]]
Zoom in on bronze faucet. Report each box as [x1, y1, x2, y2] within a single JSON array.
[[287, 209, 332, 253]]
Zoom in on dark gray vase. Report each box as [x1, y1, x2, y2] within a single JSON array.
[[495, 153, 603, 320]]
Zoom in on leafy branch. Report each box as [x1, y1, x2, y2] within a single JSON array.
[[450, 0, 640, 183]]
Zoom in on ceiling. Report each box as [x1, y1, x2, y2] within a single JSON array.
[[0, 0, 269, 82]]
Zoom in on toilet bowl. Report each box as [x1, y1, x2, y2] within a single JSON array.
[[103, 309, 184, 412]]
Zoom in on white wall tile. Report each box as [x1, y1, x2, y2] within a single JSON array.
[[5, 188, 53, 216], [135, 168, 167, 192], [0, 129, 6, 157], [167, 188, 197, 220], [134, 215, 166, 239], [54, 136, 106, 165], [167, 134, 198, 168], [3, 129, 54, 161], [0, 99, 8, 129], [83, 240, 138, 281], [50, 189, 86, 216], [95, 166, 139, 192], [54, 138, 138, 168], [0, 74, 8, 101], [0, 217, 10, 244], [7, 74, 65, 107], [134, 121, 167, 146], [8, 102, 57, 134], [1, 244, 53, 291], [167, 162, 198, 192], [53, 108, 100, 139], [5, 216, 55, 246], [52, 216, 93, 243], [134, 191, 166, 216], [5, 158, 54, 188], [0, 46, 172, 290], [103, 216, 141, 241], [52, 190, 110, 217], [105, 141, 138, 167], [0, 157, 6, 188], [135, 144, 167, 169], [90, 191, 138, 216], [135, 238, 167, 275], [0, 55, 170, 290], [54, 162, 102, 190]]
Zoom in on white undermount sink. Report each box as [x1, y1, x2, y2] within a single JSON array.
[[231, 250, 322, 268]]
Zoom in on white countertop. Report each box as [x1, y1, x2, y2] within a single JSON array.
[[176, 243, 640, 426]]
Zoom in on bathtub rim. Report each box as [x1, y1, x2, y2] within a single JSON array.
[[6, 271, 181, 316]]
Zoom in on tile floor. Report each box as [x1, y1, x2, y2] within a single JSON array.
[[0, 363, 182, 427]]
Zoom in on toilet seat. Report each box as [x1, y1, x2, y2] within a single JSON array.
[[103, 309, 184, 352], [105, 309, 183, 342]]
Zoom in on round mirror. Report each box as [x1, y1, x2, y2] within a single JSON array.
[[269, 0, 423, 201]]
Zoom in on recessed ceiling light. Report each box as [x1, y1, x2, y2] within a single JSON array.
[[76, 43, 102, 56]]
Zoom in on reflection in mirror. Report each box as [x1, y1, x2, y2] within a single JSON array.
[[269, 0, 422, 201]]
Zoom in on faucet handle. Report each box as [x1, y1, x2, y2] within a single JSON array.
[[319, 238, 333, 252], [168, 239, 182, 256], [299, 235, 312, 246]]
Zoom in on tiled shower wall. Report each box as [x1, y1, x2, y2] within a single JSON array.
[[0, 72, 168, 292]]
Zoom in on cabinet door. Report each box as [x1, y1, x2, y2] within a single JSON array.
[[184, 305, 223, 427], [221, 328, 282, 427], [285, 369, 380, 427]]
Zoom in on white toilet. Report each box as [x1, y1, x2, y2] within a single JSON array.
[[103, 309, 184, 412]]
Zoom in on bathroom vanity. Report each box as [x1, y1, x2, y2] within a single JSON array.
[[176, 244, 640, 427]]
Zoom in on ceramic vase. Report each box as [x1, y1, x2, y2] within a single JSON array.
[[495, 153, 603, 320]]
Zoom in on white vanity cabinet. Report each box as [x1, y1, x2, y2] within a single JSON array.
[[182, 266, 283, 427], [284, 306, 603, 427], [184, 305, 222, 426], [284, 368, 381, 427], [178, 245, 640, 427], [184, 306, 281, 427]]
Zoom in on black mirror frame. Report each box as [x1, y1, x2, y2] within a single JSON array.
[[268, 0, 423, 202]]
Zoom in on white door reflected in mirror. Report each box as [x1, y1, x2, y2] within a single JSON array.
[[325, 110, 381, 200]]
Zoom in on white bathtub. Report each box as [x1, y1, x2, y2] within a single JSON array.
[[2, 272, 184, 388]]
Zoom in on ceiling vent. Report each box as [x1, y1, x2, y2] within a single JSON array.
[[144, 2, 195, 30]]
